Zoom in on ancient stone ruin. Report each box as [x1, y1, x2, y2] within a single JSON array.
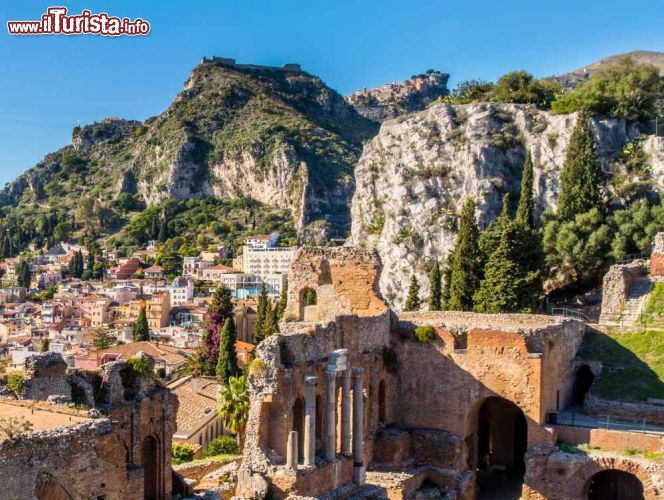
[[236, 247, 664, 499], [0, 351, 177, 499]]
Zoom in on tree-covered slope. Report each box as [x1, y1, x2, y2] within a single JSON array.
[[0, 59, 378, 255]]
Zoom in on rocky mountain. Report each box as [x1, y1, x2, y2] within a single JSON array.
[[550, 50, 664, 90], [1, 58, 378, 241], [350, 103, 664, 309], [346, 70, 449, 122]]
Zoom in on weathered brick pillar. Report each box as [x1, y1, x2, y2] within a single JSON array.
[[325, 369, 337, 461]]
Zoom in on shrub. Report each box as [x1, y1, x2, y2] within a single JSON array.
[[172, 443, 195, 465], [6, 371, 24, 398], [414, 325, 436, 343], [203, 435, 239, 457], [125, 357, 153, 378], [0, 416, 33, 439]]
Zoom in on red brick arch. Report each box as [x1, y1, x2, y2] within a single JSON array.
[[567, 456, 657, 498]]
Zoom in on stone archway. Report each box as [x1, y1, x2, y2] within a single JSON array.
[[568, 457, 657, 499], [466, 396, 528, 499], [141, 435, 160, 500], [586, 469, 644, 500]]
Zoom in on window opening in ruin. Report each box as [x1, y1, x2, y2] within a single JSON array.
[[299, 287, 318, 320], [142, 435, 159, 500], [475, 397, 527, 499], [586, 469, 644, 500], [292, 397, 305, 461], [574, 365, 595, 406]]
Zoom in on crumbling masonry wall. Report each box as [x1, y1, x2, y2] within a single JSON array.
[[0, 352, 177, 500]]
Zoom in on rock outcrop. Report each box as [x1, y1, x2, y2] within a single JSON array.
[[350, 103, 664, 309]]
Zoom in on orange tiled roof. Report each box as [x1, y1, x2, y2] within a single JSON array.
[[168, 376, 220, 434]]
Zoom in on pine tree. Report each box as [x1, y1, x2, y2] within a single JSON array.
[[133, 306, 150, 341], [447, 198, 481, 311], [428, 261, 442, 311], [557, 111, 604, 221], [216, 318, 239, 384], [202, 285, 234, 375], [254, 283, 269, 343], [404, 275, 421, 311], [516, 152, 535, 228], [92, 327, 115, 351]]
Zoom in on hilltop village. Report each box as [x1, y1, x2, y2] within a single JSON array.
[[0, 51, 663, 499]]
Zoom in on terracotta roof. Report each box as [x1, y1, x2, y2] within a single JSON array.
[[235, 340, 255, 352], [206, 264, 238, 272], [98, 341, 193, 366], [144, 265, 164, 273], [168, 376, 220, 435]]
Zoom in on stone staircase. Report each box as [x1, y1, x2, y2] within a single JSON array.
[[618, 277, 653, 325]]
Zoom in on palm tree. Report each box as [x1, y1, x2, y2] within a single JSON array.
[[218, 374, 250, 448]]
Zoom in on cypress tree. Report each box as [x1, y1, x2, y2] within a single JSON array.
[[473, 221, 523, 313], [404, 275, 421, 311], [447, 198, 481, 311], [254, 283, 269, 343], [479, 194, 511, 269], [516, 151, 535, 228], [133, 306, 150, 341], [428, 261, 442, 311], [216, 317, 239, 384], [275, 282, 288, 320], [202, 285, 234, 375], [557, 111, 604, 221], [441, 257, 452, 309]]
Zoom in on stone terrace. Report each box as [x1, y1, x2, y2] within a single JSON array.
[[0, 400, 90, 433]]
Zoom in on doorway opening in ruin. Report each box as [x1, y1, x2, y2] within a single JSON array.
[[142, 435, 159, 500], [472, 397, 527, 499], [574, 365, 595, 405], [586, 469, 644, 500], [292, 397, 305, 461]]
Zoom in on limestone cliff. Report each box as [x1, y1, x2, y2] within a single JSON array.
[[350, 103, 664, 309]]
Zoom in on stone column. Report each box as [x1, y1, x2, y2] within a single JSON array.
[[352, 367, 365, 485], [304, 375, 317, 467], [286, 430, 298, 470], [341, 369, 352, 456], [325, 369, 337, 461]]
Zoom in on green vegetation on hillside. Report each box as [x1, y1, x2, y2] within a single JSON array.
[[643, 283, 664, 328], [552, 57, 663, 120], [578, 329, 664, 402]]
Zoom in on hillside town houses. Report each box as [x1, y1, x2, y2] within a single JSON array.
[[0, 233, 295, 367]]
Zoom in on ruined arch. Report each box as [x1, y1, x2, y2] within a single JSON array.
[[34, 474, 73, 500], [141, 434, 160, 500], [569, 457, 656, 499], [465, 396, 528, 496], [586, 469, 644, 500], [298, 287, 318, 321]]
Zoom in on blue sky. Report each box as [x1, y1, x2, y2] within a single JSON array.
[[0, 0, 662, 185]]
